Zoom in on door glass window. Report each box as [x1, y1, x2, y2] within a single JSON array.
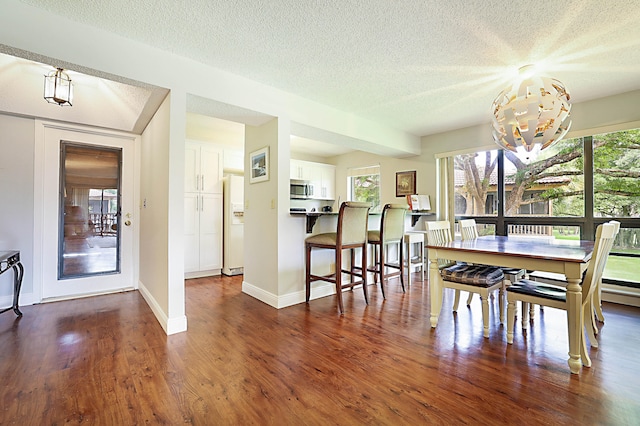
[[59, 143, 121, 278]]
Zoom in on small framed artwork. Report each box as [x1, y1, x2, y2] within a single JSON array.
[[396, 170, 416, 197], [249, 146, 269, 184]]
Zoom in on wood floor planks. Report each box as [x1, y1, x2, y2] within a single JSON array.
[[0, 273, 639, 424]]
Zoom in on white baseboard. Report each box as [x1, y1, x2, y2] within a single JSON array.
[[241, 280, 351, 309], [138, 280, 187, 335], [602, 284, 640, 308], [185, 269, 221, 279], [1, 291, 37, 309]]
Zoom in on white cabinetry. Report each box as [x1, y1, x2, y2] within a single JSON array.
[[290, 159, 313, 181], [315, 163, 336, 200], [184, 142, 223, 277], [290, 159, 336, 200]]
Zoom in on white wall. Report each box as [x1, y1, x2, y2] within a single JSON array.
[[138, 93, 186, 334], [243, 119, 282, 296], [0, 114, 34, 304]]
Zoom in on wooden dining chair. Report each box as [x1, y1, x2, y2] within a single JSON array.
[[366, 203, 408, 297], [426, 221, 463, 308], [506, 221, 620, 368], [519, 220, 620, 345], [305, 201, 371, 314], [586, 221, 620, 342], [426, 220, 506, 337], [459, 219, 525, 307]]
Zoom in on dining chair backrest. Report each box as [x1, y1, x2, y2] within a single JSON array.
[[425, 220, 452, 245], [425, 221, 455, 269], [459, 219, 479, 241], [580, 221, 619, 306]]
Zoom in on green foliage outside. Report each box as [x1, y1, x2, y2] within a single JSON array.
[[352, 174, 381, 212], [456, 129, 640, 284]]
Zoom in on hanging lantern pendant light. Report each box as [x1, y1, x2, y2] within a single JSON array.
[[491, 65, 571, 154], [44, 67, 73, 106]]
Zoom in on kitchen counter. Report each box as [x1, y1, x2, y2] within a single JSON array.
[[290, 210, 433, 233]]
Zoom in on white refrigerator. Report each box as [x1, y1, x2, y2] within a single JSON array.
[[222, 175, 244, 276]]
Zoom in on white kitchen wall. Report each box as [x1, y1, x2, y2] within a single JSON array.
[[0, 114, 35, 304]]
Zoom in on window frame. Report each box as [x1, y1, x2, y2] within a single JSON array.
[[453, 134, 640, 288]]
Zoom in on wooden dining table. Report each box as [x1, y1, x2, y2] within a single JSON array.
[[426, 235, 595, 374]]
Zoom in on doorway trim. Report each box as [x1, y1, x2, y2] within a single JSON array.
[[33, 120, 140, 303]]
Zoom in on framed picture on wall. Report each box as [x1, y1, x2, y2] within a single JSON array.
[[249, 146, 269, 184], [395, 170, 416, 197]]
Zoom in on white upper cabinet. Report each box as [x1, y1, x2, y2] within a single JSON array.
[[316, 163, 336, 200], [290, 159, 336, 200], [290, 159, 314, 181], [185, 142, 222, 194]]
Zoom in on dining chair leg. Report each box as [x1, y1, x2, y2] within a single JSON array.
[[466, 292, 474, 306], [594, 278, 605, 322], [589, 296, 599, 336], [498, 287, 505, 324], [584, 302, 599, 348], [481, 293, 490, 338], [529, 304, 536, 320], [452, 289, 462, 312], [580, 308, 593, 368], [506, 300, 516, 344], [521, 302, 530, 328]]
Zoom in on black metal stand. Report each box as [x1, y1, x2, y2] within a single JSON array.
[[0, 251, 23, 316]]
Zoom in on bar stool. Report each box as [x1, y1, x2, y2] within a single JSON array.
[[403, 231, 425, 286], [305, 201, 371, 314], [366, 203, 408, 297]]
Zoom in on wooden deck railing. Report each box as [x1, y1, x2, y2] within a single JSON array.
[[89, 213, 117, 235], [507, 224, 553, 236]]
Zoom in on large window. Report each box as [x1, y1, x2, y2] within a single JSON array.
[[593, 130, 640, 284], [593, 130, 640, 218], [347, 165, 381, 212], [505, 137, 584, 217], [451, 128, 640, 288]]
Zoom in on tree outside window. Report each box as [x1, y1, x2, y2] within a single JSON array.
[[347, 167, 380, 213]]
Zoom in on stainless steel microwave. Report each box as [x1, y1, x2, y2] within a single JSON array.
[[290, 180, 314, 199]]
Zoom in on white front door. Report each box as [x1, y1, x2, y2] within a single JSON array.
[[35, 121, 138, 300]]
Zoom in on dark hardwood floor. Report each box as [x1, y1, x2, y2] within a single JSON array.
[[1, 273, 639, 425]]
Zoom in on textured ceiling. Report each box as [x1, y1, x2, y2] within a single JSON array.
[[13, 0, 640, 139]]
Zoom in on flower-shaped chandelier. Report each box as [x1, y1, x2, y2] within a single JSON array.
[[491, 65, 571, 153]]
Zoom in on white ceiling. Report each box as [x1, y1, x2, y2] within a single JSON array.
[[5, 1, 640, 156]]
